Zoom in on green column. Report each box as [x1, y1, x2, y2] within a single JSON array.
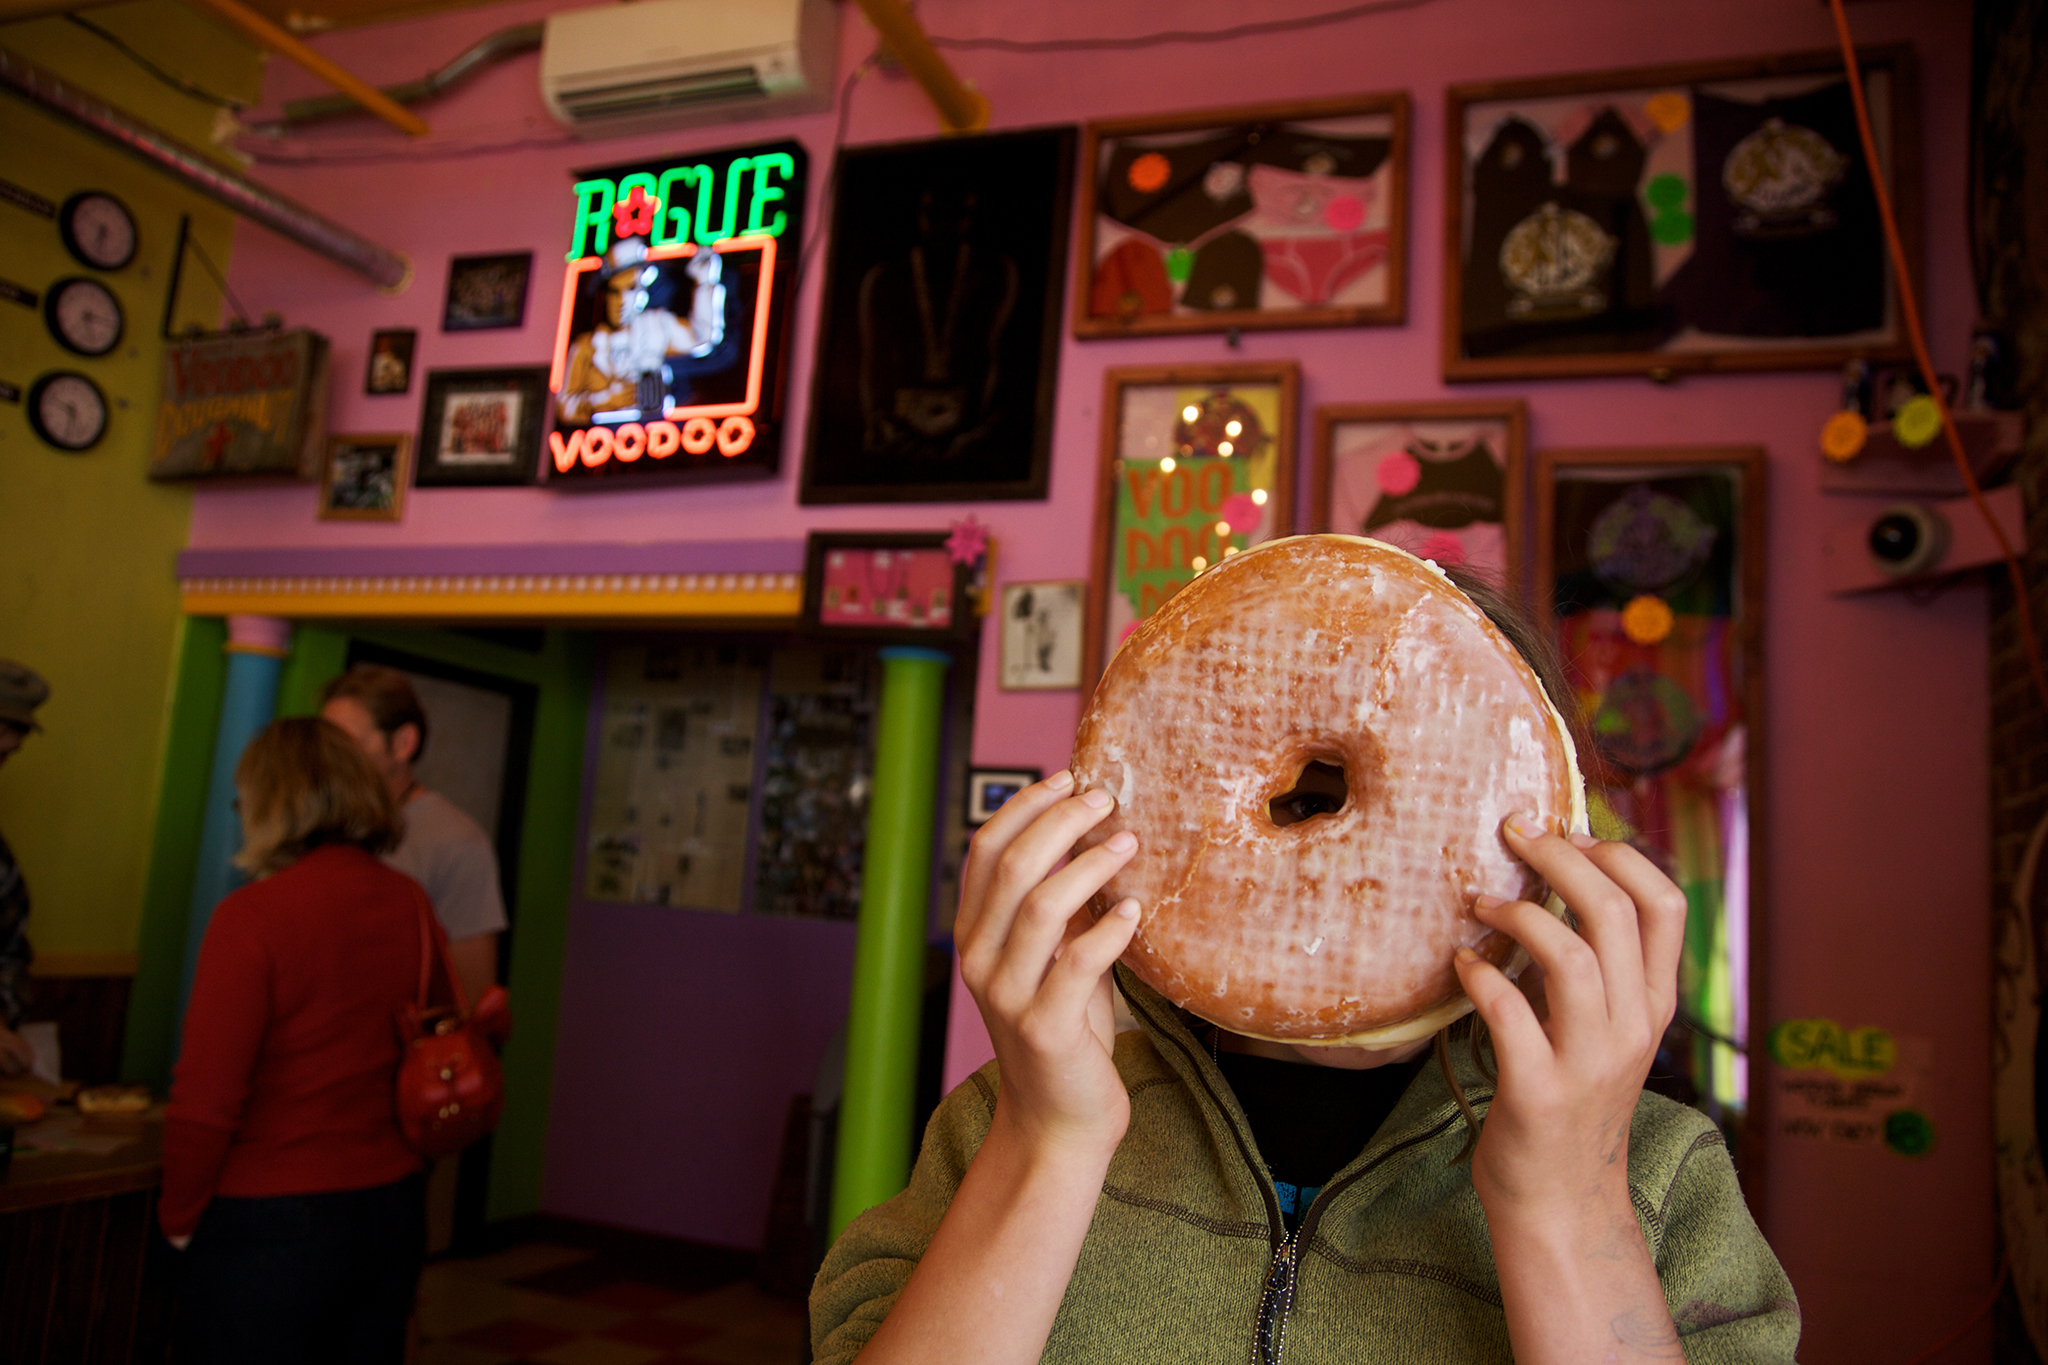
[[832, 646, 951, 1239]]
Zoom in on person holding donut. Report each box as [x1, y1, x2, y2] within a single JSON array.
[[810, 536, 1796, 1365]]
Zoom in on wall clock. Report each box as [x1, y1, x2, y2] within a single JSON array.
[[59, 191, 137, 271], [27, 371, 109, 451], [44, 277, 123, 357]]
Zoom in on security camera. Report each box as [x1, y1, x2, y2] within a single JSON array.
[[1867, 502, 1951, 578]]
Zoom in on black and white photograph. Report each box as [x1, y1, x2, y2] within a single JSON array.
[[998, 581, 1085, 691]]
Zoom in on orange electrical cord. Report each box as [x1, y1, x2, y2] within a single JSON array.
[[1827, 0, 2048, 722]]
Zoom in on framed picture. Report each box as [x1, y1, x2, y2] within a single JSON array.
[[442, 251, 533, 332], [1445, 46, 1917, 381], [1087, 362, 1299, 688], [363, 328, 416, 395], [1310, 399, 1526, 589], [318, 432, 412, 521], [415, 367, 550, 487], [1535, 445, 1767, 1179], [999, 581, 1086, 691], [1074, 92, 1410, 340], [966, 768, 1041, 826], [803, 532, 973, 640], [800, 127, 1076, 504]]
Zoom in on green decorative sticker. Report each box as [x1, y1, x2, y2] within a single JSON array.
[[1883, 1108, 1934, 1157]]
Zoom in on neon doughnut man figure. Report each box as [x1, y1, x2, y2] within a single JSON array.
[[558, 238, 727, 426]]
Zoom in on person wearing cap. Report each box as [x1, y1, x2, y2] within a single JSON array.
[[318, 665, 506, 1003], [555, 237, 728, 426], [0, 659, 48, 1076]]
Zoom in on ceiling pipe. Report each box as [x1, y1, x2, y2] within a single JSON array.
[[851, 0, 987, 133], [248, 19, 542, 134], [0, 45, 412, 290], [181, 0, 429, 136]]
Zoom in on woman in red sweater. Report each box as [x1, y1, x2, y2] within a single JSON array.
[[164, 716, 431, 1364]]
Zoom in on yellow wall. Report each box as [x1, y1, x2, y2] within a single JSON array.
[[0, 2, 259, 955]]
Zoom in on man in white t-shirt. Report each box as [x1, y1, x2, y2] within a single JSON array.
[[320, 665, 506, 1002]]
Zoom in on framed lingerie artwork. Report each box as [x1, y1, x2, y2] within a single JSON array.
[[1444, 46, 1918, 381], [1534, 445, 1767, 1184], [1073, 93, 1410, 339], [1309, 400, 1527, 591], [800, 127, 1076, 505], [802, 531, 975, 642], [1086, 362, 1300, 690]]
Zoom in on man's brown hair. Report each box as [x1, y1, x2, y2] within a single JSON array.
[[234, 717, 401, 875], [320, 664, 429, 761]]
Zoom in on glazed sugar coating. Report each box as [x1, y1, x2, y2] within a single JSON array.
[[1071, 535, 1581, 1043]]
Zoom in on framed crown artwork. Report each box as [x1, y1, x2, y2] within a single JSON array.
[[1310, 399, 1526, 590], [1445, 47, 1917, 381], [547, 140, 807, 486], [1075, 93, 1410, 340], [1087, 362, 1299, 689]]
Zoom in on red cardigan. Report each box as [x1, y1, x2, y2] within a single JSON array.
[[162, 843, 428, 1238]]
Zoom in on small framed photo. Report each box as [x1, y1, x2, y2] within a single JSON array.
[[363, 328, 416, 395], [803, 532, 974, 640], [1310, 399, 1527, 589], [416, 367, 550, 486], [443, 252, 533, 332], [318, 432, 412, 521], [999, 581, 1086, 690], [966, 768, 1041, 826]]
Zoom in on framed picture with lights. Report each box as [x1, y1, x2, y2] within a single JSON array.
[[547, 140, 806, 486], [800, 126, 1076, 505], [1310, 399, 1526, 591], [802, 532, 976, 643], [1444, 46, 1918, 381], [1086, 362, 1299, 689], [415, 366, 550, 487], [1074, 92, 1410, 340], [1534, 444, 1767, 1184]]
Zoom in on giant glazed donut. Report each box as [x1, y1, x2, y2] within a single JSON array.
[[1072, 535, 1586, 1046]]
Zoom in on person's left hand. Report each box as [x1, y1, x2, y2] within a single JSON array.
[[1451, 816, 1687, 1219]]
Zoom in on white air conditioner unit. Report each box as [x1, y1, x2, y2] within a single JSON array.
[[540, 0, 838, 138]]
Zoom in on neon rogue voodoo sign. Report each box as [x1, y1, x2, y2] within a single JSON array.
[[547, 140, 806, 484]]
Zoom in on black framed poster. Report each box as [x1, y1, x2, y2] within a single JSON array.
[[801, 126, 1077, 504]]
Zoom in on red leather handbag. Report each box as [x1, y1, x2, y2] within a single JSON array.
[[395, 892, 508, 1159]]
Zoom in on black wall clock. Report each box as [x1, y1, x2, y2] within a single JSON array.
[[59, 191, 138, 271], [27, 371, 109, 451], [44, 277, 123, 357]]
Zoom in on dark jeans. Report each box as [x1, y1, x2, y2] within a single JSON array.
[[174, 1171, 425, 1365]]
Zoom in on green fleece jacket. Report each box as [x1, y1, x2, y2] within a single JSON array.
[[812, 969, 1799, 1364]]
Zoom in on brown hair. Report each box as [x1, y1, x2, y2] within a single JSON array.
[[320, 664, 429, 762], [234, 717, 401, 876]]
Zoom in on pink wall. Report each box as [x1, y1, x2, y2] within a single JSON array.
[[208, 0, 1987, 1357]]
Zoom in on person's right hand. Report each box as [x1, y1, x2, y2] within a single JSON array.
[[956, 770, 1142, 1159]]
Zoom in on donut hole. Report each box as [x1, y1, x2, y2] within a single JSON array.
[[1269, 758, 1349, 828]]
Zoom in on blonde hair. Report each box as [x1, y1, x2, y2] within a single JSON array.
[[233, 717, 401, 876]]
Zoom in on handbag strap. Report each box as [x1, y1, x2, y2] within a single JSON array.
[[411, 888, 472, 1015]]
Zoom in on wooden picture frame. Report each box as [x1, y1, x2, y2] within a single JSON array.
[[802, 532, 974, 642], [442, 251, 533, 332], [415, 367, 550, 487], [799, 127, 1076, 505], [1444, 46, 1918, 381], [1310, 399, 1527, 591], [966, 768, 1042, 826], [1085, 362, 1300, 689], [998, 581, 1086, 691], [318, 432, 412, 521], [1534, 444, 1767, 1191], [1075, 92, 1410, 340]]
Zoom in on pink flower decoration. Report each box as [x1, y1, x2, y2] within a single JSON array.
[[1418, 531, 1467, 566], [1219, 491, 1264, 535], [945, 516, 990, 565], [1323, 193, 1367, 232], [1377, 451, 1421, 495]]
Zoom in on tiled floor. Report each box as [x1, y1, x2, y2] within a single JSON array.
[[417, 1229, 808, 1365]]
